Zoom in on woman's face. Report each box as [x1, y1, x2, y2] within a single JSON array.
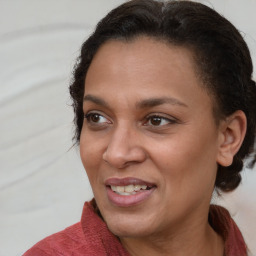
[[80, 37, 223, 238]]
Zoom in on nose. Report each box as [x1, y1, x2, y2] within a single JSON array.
[[102, 126, 147, 169]]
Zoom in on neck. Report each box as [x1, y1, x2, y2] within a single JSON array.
[[120, 217, 224, 256]]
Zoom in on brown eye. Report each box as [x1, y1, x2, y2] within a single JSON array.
[[85, 113, 110, 124], [150, 116, 162, 126], [145, 115, 176, 127], [90, 114, 100, 122]]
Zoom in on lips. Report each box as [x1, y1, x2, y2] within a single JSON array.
[[105, 177, 156, 207]]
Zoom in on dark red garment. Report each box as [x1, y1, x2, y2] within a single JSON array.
[[209, 205, 247, 256], [23, 200, 247, 256]]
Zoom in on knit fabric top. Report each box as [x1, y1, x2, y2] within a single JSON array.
[[23, 200, 247, 256]]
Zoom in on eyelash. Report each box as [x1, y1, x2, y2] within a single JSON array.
[[84, 112, 177, 129], [144, 115, 177, 127], [84, 112, 111, 125]]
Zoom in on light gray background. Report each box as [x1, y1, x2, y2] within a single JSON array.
[[0, 1, 255, 255]]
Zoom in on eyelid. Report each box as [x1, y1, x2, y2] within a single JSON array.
[[146, 113, 177, 120], [144, 113, 178, 126], [84, 109, 108, 118], [84, 110, 112, 124]]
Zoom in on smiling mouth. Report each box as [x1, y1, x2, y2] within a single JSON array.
[[108, 184, 153, 196], [105, 178, 156, 206]]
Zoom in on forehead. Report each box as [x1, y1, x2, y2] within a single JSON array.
[[84, 36, 213, 115], [86, 36, 201, 88], [89, 37, 197, 74]]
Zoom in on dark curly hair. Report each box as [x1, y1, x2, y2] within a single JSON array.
[[69, 0, 256, 192]]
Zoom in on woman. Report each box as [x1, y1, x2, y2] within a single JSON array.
[[23, 0, 256, 255]]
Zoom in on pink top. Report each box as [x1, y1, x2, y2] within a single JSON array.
[[23, 200, 247, 256]]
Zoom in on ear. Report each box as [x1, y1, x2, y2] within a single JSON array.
[[216, 110, 247, 167]]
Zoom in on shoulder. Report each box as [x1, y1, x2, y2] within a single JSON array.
[[22, 200, 129, 256], [209, 204, 247, 256], [23, 222, 91, 256]]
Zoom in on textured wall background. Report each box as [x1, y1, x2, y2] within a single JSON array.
[[0, 1, 255, 255]]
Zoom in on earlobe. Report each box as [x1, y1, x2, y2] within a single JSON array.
[[216, 110, 247, 167]]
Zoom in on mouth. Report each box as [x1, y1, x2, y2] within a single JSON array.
[[108, 184, 153, 196], [105, 177, 156, 207]]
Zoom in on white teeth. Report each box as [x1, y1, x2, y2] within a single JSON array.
[[141, 185, 147, 190], [110, 184, 150, 195], [116, 186, 124, 193], [111, 185, 117, 192], [134, 185, 141, 191], [125, 185, 134, 193]]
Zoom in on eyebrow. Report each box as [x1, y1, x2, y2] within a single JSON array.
[[83, 94, 188, 109], [136, 97, 188, 109], [83, 94, 110, 108]]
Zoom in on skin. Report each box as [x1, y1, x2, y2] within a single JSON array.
[[80, 36, 246, 256]]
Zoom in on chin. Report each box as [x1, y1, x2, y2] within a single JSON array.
[[108, 223, 154, 238], [103, 211, 158, 238]]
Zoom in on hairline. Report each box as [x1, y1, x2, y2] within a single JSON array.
[[86, 34, 223, 126]]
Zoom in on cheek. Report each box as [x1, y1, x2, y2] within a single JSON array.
[[149, 129, 219, 187], [79, 132, 103, 179], [152, 141, 218, 217]]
